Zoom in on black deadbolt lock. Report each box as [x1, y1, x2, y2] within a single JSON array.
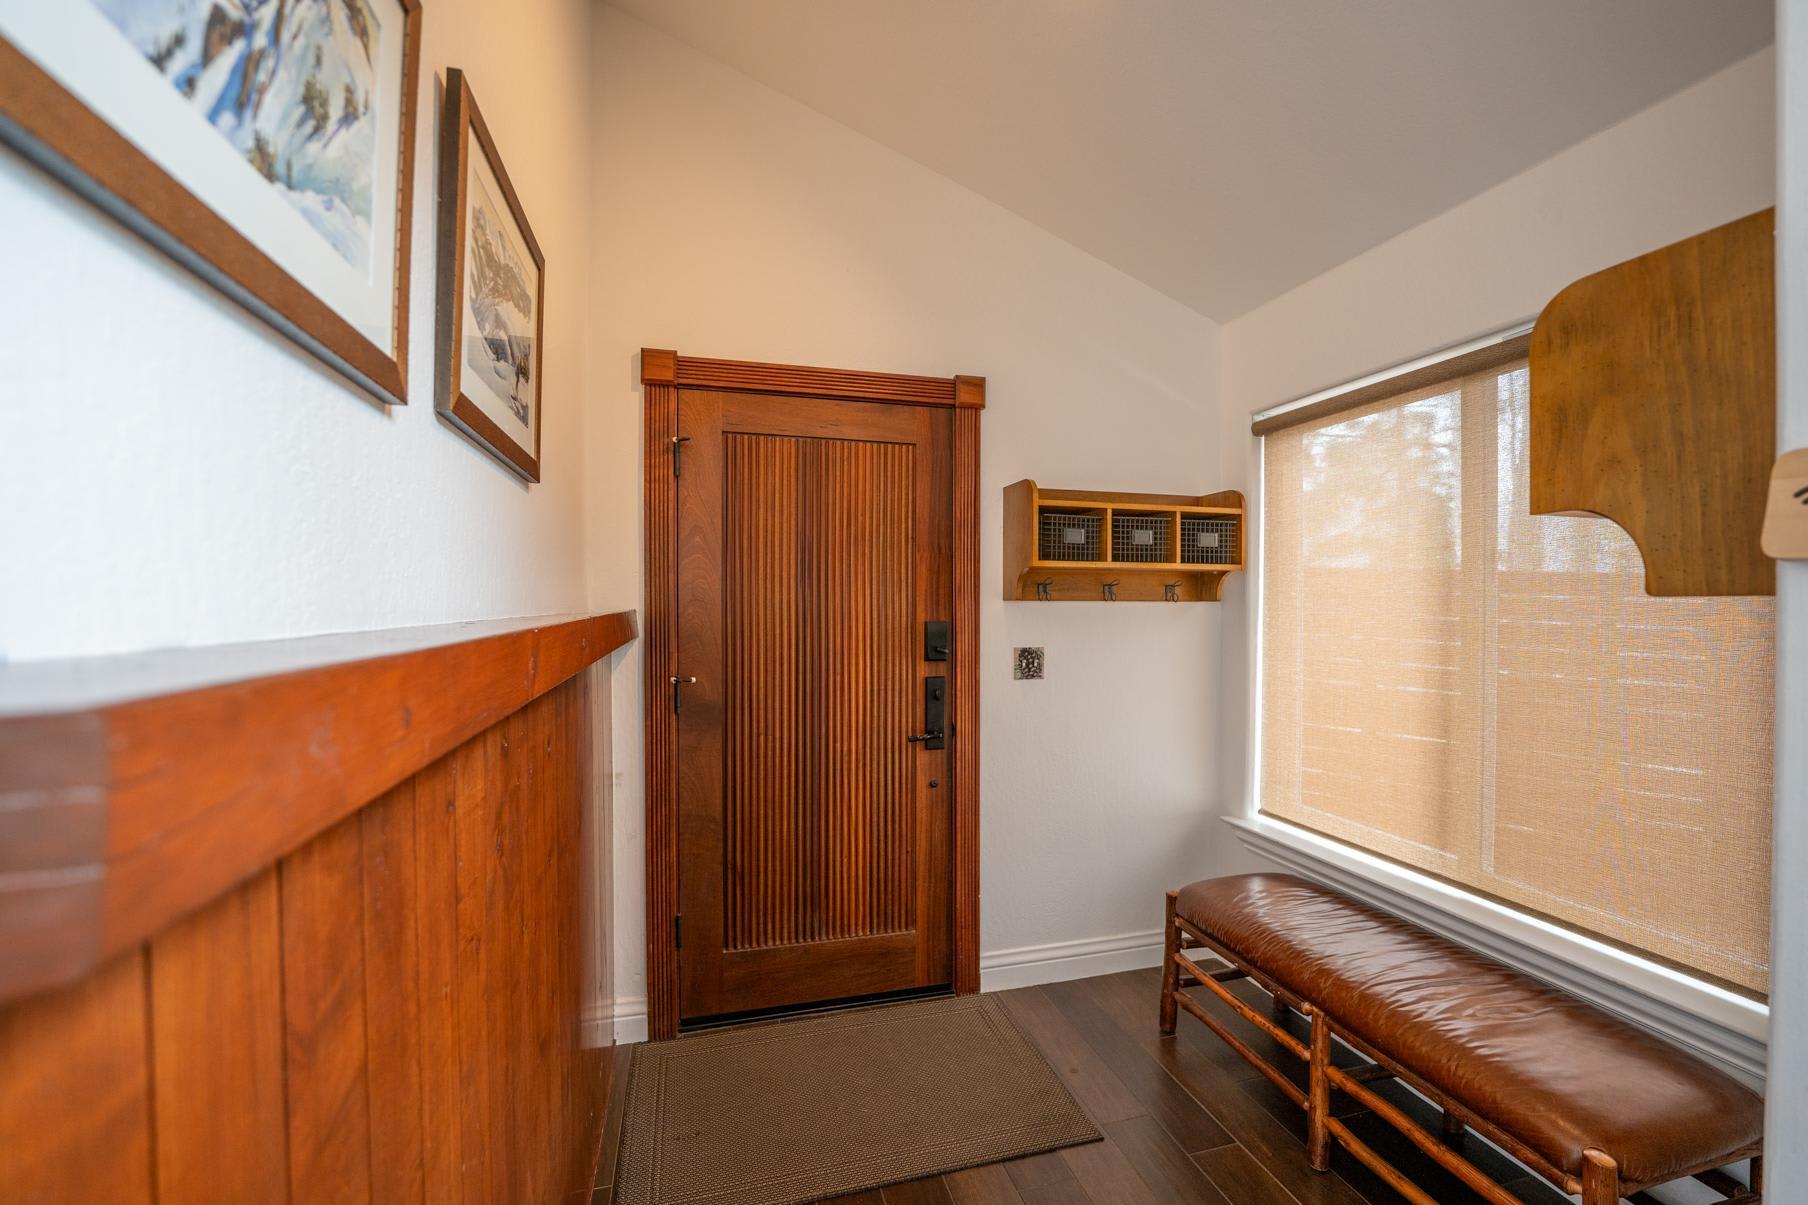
[[924, 620, 950, 661]]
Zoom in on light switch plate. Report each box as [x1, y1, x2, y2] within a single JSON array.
[[1013, 647, 1045, 680], [1762, 447, 1808, 560]]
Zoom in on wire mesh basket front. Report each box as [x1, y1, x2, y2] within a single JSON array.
[[1111, 513, 1171, 562], [1039, 511, 1102, 561], [1180, 515, 1239, 565]]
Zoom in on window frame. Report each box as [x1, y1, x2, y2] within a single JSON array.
[[1235, 357, 1768, 1085]]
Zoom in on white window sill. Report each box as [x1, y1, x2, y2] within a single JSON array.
[[1224, 812, 1768, 1085]]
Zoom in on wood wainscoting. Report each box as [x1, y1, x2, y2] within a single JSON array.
[[0, 612, 635, 1204]]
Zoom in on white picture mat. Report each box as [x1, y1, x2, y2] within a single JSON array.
[[0, 0, 406, 351], [457, 142, 541, 451]]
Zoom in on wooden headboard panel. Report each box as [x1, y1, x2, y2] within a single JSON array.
[[0, 612, 635, 1203]]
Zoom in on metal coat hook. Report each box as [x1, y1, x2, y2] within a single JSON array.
[[1102, 579, 1119, 602], [1035, 578, 1054, 601], [1164, 582, 1181, 603]]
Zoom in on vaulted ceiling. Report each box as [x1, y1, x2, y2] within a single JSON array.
[[609, 0, 1773, 321]]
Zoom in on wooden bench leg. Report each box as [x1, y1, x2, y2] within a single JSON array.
[[1160, 891, 1179, 1036], [1440, 1108, 1465, 1142], [1751, 1153, 1763, 1199], [1307, 1006, 1331, 1171], [1581, 1149, 1621, 1205]]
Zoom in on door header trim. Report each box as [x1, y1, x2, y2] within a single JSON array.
[[642, 347, 986, 410]]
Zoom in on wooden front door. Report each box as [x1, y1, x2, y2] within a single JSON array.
[[674, 389, 954, 1021]]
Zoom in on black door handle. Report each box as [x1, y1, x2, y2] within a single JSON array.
[[912, 676, 946, 749]]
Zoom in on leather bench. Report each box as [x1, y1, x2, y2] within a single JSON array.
[[1161, 873, 1764, 1205]]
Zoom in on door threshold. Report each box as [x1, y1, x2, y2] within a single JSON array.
[[679, 984, 954, 1035]]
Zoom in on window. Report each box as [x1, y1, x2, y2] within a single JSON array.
[[1260, 360, 1776, 994]]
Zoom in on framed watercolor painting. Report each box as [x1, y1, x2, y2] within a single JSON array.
[[0, 0, 423, 407], [434, 69, 544, 482]]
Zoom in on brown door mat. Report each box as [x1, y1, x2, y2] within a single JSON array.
[[613, 993, 1101, 1204]]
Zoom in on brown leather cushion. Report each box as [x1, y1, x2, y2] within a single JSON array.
[[1174, 873, 1762, 1187]]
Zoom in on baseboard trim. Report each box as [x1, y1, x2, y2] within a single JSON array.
[[582, 996, 649, 1048], [978, 930, 1166, 992]]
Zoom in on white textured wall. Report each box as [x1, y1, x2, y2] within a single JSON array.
[[0, 0, 599, 661], [587, 8, 1235, 1030], [1217, 48, 1778, 844], [1766, 0, 1807, 1176]]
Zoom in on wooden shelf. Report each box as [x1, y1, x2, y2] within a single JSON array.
[[1529, 208, 1775, 596], [1004, 480, 1245, 601]]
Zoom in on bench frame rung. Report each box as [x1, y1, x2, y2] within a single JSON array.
[[1159, 891, 1762, 1205]]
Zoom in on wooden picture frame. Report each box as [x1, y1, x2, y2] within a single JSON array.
[[0, 2, 424, 408], [434, 69, 546, 482], [640, 349, 985, 1039]]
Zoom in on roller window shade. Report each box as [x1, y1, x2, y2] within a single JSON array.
[[1260, 361, 1776, 993]]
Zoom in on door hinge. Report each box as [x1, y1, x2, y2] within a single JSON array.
[[671, 435, 691, 477], [673, 915, 683, 949]]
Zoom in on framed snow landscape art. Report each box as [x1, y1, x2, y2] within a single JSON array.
[[434, 69, 544, 482], [0, 0, 424, 407]]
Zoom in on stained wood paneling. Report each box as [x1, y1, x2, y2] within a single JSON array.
[[412, 751, 468, 1205], [723, 434, 918, 950], [149, 869, 286, 1205], [0, 610, 634, 1006], [282, 812, 376, 1205], [0, 628, 620, 1205], [0, 952, 150, 1203], [362, 781, 428, 1205]]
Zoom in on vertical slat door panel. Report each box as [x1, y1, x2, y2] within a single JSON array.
[[149, 869, 288, 1205], [678, 390, 953, 1020]]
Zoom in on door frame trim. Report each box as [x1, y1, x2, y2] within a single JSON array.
[[641, 348, 984, 1040]]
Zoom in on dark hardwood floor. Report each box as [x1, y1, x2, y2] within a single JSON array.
[[595, 966, 1596, 1205]]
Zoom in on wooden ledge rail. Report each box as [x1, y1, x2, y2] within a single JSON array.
[[0, 610, 637, 1006]]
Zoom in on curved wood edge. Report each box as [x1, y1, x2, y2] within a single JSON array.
[[640, 347, 985, 409], [1529, 208, 1775, 597], [0, 611, 636, 1007]]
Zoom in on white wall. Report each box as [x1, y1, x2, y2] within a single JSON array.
[[1766, 0, 1807, 1179], [586, 8, 1235, 1033], [0, 0, 599, 662], [1217, 47, 1777, 842]]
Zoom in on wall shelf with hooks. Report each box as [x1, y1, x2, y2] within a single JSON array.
[[1003, 480, 1245, 601]]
